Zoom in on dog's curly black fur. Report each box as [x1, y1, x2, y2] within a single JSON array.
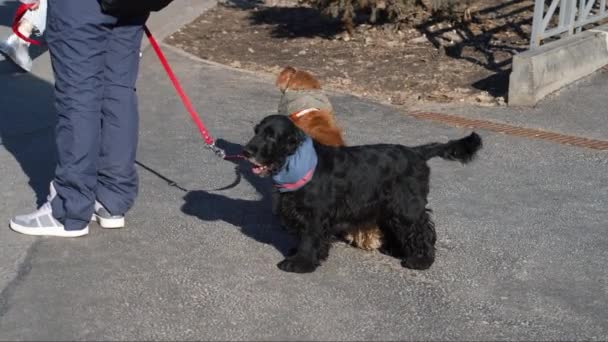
[[243, 115, 482, 273]]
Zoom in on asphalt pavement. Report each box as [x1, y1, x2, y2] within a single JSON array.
[[0, 1, 606, 340]]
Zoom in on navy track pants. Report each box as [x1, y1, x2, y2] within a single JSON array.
[[47, 0, 148, 230]]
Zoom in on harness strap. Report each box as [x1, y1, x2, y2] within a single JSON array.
[[289, 107, 320, 121]]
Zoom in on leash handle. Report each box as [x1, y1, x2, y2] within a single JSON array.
[[12, 3, 41, 45], [144, 25, 216, 147]]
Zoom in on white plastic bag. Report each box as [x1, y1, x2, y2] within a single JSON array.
[[20, 0, 47, 35]]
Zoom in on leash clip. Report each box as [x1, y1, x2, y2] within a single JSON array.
[[207, 143, 226, 159]]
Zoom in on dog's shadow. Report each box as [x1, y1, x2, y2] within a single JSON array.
[[181, 138, 295, 256]]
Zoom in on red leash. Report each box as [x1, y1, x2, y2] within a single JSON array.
[[12, 2, 41, 45], [144, 25, 245, 160]]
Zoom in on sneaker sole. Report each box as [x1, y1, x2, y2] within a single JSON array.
[[92, 214, 125, 229], [9, 221, 89, 237]]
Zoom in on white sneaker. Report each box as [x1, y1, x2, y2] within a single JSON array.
[[91, 201, 125, 229], [0, 34, 33, 72], [10, 184, 89, 237]]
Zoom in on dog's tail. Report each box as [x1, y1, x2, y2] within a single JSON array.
[[412, 132, 482, 163]]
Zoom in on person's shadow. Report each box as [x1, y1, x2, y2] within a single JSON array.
[[0, 0, 55, 207], [0, 59, 56, 206], [181, 138, 295, 256], [0, 1, 21, 26]]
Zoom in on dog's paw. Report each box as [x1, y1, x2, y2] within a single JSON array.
[[277, 258, 318, 273]]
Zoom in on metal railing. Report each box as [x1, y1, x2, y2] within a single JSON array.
[[531, 0, 608, 49]]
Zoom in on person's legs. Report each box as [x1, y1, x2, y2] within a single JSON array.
[[11, 0, 116, 236], [95, 14, 148, 227]]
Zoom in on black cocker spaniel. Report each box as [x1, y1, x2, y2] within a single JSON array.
[[243, 115, 482, 273]]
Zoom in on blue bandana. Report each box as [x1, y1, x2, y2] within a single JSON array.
[[272, 136, 318, 192]]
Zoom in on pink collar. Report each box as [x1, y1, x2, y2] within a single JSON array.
[[274, 169, 315, 191]]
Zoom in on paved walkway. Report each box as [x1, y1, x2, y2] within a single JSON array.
[[0, 1, 606, 340]]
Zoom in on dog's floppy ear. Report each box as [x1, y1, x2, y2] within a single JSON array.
[[285, 127, 307, 155], [276, 66, 297, 92]]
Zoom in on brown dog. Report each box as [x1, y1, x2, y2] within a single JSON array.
[[276, 66, 334, 117], [275, 66, 383, 251]]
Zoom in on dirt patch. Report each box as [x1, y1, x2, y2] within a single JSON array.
[[166, 0, 534, 107]]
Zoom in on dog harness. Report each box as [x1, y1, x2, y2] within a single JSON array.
[[289, 107, 320, 121], [278, 89, 333, 116], [272, 136, 318, 192]]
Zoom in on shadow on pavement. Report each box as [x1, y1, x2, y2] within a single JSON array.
[[0, 0, 20, 27], [0, 57, 56, 206], [0, 1, 55, 206], [181, 138, 295, 257]]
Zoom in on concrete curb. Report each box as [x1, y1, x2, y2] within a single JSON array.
[[509, 25, 608, 106]]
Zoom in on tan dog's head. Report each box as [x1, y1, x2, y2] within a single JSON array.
[[276, 66, 321, 93]]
